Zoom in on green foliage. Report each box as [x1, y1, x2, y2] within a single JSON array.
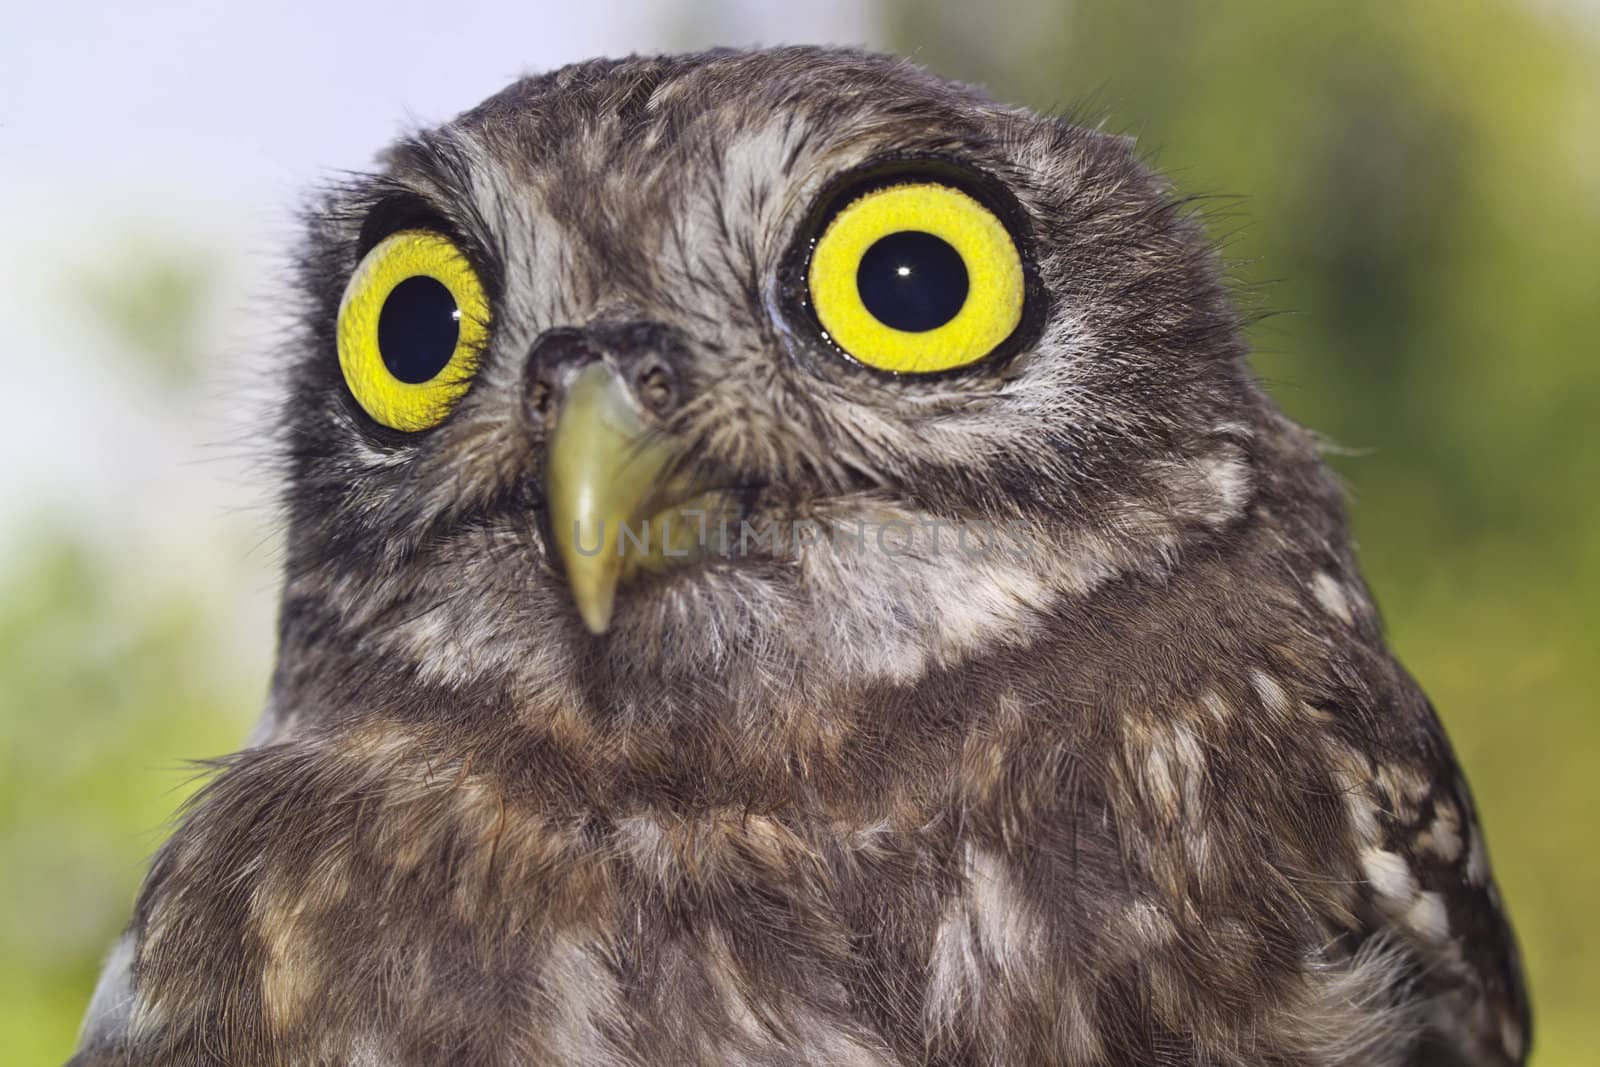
[[70, 235, 222, 386], [0, 531, 256, 1061], [888, 2, 1600, 1062]]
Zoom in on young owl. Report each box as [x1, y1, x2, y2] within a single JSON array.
[[73, 48, 1528, 1066]]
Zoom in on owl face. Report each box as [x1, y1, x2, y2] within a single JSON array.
[[280, 49, 1260, 715]]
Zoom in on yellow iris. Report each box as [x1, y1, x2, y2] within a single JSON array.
[[806, 182, 1024, 374], [336, 230, 490, 432]]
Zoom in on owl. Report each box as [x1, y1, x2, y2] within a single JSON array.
[[73, 48, 1528, 1066]]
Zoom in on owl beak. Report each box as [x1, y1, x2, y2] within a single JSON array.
[[544, 362, 722, 634]]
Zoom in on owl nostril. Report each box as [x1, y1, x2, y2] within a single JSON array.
[[633, 360, 675, 416], [525, 366, 569, 435], [527, 378, 555, 429], [523, 328, 601, 433], [523, 320, 689, 433]]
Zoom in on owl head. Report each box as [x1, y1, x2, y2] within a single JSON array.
[[275, 48, 1263, 731]]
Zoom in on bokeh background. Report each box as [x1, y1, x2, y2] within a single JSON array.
[[3, 0, 1595, 1062]]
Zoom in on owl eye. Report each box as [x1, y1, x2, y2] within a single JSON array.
[[336, 229, 489, 431], [805, 181, 1025, 374]]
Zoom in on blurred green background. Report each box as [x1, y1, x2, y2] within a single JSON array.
[[3, 0, 1596, 1062]]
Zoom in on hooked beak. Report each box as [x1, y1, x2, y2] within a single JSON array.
[[544, 362, 727, 634]]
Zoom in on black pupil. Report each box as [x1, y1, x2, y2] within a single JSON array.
[[855, 231, 969, 332], [377, 276, 460, 384]]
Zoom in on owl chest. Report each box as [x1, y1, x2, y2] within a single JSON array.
[[466, 811, 1134, 1064], [143, 732, 1150, 1062], [246, 807, 955, 1062]]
